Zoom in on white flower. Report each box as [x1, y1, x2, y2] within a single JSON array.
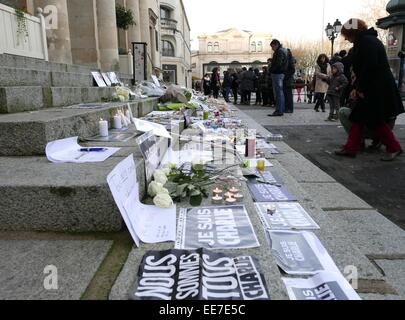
[[162, 167, 171, 176], [154, 170, 168, 185], [148, 181, 165, 197], [153, 193, 173, 209]]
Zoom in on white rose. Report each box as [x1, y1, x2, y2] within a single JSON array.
[[153, 193, 173, 209], [154, 170, 168, 185], [162, 167, 171, 176], [148, 181, 163, 197]]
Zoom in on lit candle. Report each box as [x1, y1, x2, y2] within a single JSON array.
[[99, 119, 109, 137], [125, 109, 132, 124], [228, 187, 240, 194], [113, 114, 122, 129], [266, 205, 277, 216], [120, 111, 128, 127], [224, 192, 234, 198], [225, 197, 237, 205], [212, 187, 223, 195], [212, 195, 223, 205]]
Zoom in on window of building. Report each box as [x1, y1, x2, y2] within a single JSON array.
[[160, 7, 171, 19], [162, 40, 175, 57], [207, 42, 213, 52], [257, 41, 263, 52], [251, 42, 256, 52], [214, 42, 219, 52]]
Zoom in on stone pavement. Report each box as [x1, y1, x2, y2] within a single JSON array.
[[1, 102, 404, 300]]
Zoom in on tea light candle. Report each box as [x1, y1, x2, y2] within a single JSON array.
[[99, 119, 109, 137], [212, 195, 223, 205], [225, 197, 237, 205], [113, 114, 122, 129], [233, 193, 244, 202], [212, 188, 223, 195], [228, 187, 240, 194], [224, 192, 234, 198]]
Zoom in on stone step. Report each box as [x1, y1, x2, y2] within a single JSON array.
[[0, 67, 94, 87], [0, 53, 96, 74], [0, 132, 172, 232], [0, 98, 157, 156], [0, 86, 118, 114]]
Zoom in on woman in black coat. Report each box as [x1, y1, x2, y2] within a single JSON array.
[[335, 19, 404, 161]]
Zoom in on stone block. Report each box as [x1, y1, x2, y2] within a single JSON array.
[[0, 240, 112, 300], [0, 86, 44, 113]]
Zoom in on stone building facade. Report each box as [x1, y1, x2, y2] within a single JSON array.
[[192, 28, 273, 79], [1, 0, 191, 86]]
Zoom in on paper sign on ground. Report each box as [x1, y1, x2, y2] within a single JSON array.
[[282, 272, 361, 300], [268, 230, 340, 275], [46, 136, 120, 163], [255, 202, 320, 230], [131, 249, 270, 300], [107, 155, 176, 247], [247, 182, 297, 202], [176, 205, 260, 250], [91, 71, 107, 87], [134, 118, 172, 139]]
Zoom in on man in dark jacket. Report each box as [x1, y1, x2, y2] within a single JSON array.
[[284, 49, 296, 113], [269, 39, 288, 116], [240, 67, 255, 105]]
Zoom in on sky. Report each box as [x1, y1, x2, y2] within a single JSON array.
[[182, 0, 378, 50]]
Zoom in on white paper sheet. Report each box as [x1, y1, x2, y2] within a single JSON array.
[[282, 272, 361, 300], [268, 230, 341, 276], [160, 147, 214, 167], [46, 137, 120, 163], [134, 118, 172, 139], [107, 155, 176, 246]]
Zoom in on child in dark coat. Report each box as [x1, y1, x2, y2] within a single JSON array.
[[319, 62, 349, 121]]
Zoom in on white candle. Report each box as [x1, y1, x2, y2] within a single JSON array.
[[99, 119, 109, 137], [120, 112, 128, 126], [113, 114, 122, 129], [125, 109, 132, 124]]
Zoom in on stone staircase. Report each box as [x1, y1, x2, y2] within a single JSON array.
[[0, 54, 163, 233]]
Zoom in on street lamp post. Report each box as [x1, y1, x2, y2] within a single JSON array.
[[325, 19, 343, 57]]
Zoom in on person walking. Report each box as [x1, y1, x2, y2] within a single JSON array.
[[335, 19, 404, 161], [210, 68, 221, 99], [284, 48, 296, 113], [202, 74, 211, 96], [222, 70, 232, 103], [295, 76, 305, 103], [314, 54, 331, 112], [231, 70, 240, 104], [254, 68, 262, 105], [240, 67, 255, 105], [268, 39, 288, 117], [317, 62, 349, 121], [260, 66, 270, 106]]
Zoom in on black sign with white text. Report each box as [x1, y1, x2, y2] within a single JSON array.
[[131, 249, 270, 301]]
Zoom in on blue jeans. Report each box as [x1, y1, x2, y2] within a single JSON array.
[[271, 73, 285, 114], [224, 86, 231, 102]]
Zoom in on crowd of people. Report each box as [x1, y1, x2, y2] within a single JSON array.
[[195, 18, 404, 161]]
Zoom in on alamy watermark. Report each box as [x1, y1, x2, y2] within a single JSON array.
[[43, 265, 58, 290]]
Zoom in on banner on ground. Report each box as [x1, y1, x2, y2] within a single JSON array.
[[131, 249, 270, 301], [176, 205, 260, 250], [282, 272, 361, 300], [255, 202, 320, 230], [247, 182, 297, 202], [267, 230, 340, 275]]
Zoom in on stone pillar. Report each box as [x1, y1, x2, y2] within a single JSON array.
[[33, 0, 72, 64], [96, 0, 120, 71], [126, 0, 141, 50], [67, 0, 100, 69]]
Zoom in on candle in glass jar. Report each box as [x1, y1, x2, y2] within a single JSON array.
[[228, 187, 240, 194], [212, 195, 223, 205], [99, 119, 109, 137], [225, 197, 237, 205], [212, 187, 223, 195], [113, 114, 122, 129]]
